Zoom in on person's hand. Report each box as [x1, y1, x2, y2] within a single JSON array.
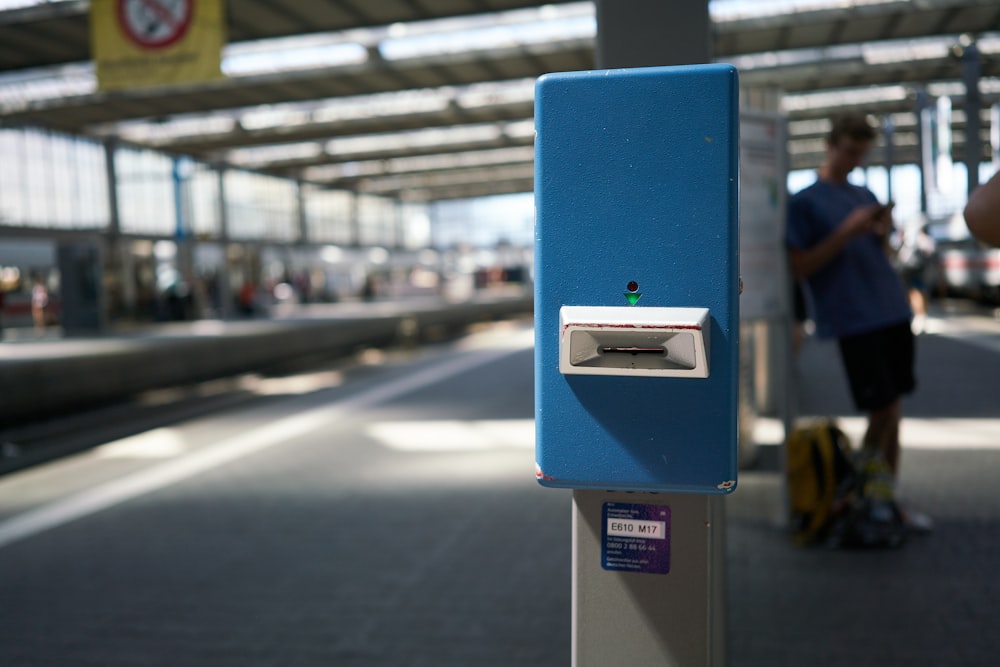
[[872, 201, 894, 238], [842, 202, 890, 239]]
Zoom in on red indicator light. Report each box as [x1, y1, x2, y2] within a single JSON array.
[[626, 281, 639, 293]]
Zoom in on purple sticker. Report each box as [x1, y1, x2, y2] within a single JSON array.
[[602, 502, 671, 574]]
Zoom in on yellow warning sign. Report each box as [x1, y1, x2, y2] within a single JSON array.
[[91, 0, 226, 92]]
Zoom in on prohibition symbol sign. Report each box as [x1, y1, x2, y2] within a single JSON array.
[[118, 0, 193, 49]]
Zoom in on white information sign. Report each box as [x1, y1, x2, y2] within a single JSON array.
[[607, 518, 667, 540], [739, 112, 789, 321]]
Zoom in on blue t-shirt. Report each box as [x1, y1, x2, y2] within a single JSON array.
[[785, 179, 911, 339]]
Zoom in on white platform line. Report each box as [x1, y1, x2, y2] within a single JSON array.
[[925, 314, 1000, 354], [754, 416, 1000, 450], [0, 344, 526, 550]]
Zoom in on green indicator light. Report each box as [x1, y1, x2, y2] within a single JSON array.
[[624, 292, 642, 306]]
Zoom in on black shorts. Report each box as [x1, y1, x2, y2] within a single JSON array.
[[838, 321, 916, 411]]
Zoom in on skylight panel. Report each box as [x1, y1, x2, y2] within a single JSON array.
[[0, 0, 63, 9], [223, 41, 367, 77], [862, 37, 955, 65], [710, 0, 907, 22], [456, 79, 534, 110], [239, 105, 312, 131], [303, 146, 535, 182], [227, 142, 323, 167], [327, 124, 504, 157], [310, 88, 452, 124], [379, 6, 594, 60], [114, 115, 236, 143], [0, 63, 93, 112], [782, 84, 908, 112]]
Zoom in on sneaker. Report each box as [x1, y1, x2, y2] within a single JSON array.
[[900, 507, 934, 534]]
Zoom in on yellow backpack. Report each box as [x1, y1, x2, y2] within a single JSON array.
[[786, 420, 855, 545]]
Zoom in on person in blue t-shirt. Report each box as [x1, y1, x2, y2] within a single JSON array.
[[786, 112, 929, 530]]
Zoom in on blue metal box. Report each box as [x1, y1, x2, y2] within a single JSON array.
[[534, 64, 740, 493]]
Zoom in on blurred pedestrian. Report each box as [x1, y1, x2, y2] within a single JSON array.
[[31, 275, 48, 336], [785, 111, 931, 532], [238, 280, 256, 316], [895, 224, 936, 334], [964, 170, 1000, 247]]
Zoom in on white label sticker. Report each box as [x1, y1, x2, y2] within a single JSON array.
[[606, 518, 666, 540]]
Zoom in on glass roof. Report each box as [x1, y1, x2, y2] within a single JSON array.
[[1, 0, 995, 198]]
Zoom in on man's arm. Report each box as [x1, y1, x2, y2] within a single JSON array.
[[964, 171, 1000, 247], [789, 201, 890, 280]]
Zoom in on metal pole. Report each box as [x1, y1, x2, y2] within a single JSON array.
[[883, 115, 895, 204], [596, 0, 710, 67], [960, 37, 982, 194], [172, 157, 196, 317], [915, 89, 931, 214], [295, 180, 309, 244], [216, 166, 234, 319], [991, 104, 1000, 170], [349, 191, 361, 247], [575, 3, 727, 666], [573, 490, 726, 666], [103, 138, 128, 320]]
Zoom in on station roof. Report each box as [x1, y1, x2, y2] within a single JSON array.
[[1, 0, 998, 201]]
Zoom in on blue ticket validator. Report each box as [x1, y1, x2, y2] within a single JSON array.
[[534, 64, 740, 494]]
